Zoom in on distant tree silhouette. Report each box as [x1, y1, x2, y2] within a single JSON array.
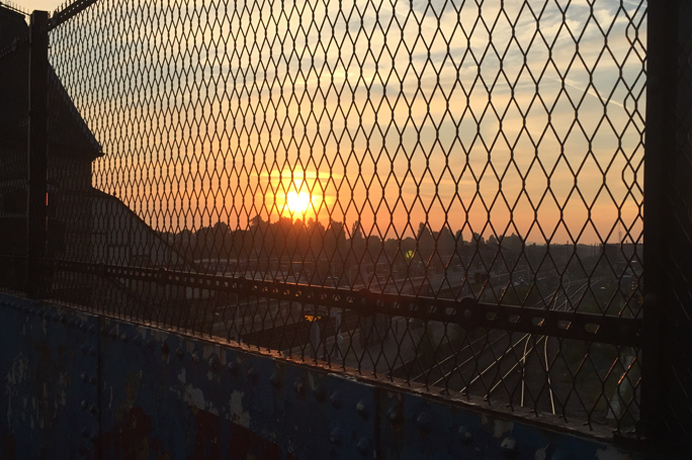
[[416, 222, 435, 264], [163, 216, 620, 296]]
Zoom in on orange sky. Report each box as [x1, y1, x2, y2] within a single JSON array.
[[11, 0, 62, 13], [44, 0, 646, 245]]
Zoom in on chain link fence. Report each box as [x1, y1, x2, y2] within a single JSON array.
[[1, 0, 654, 442]]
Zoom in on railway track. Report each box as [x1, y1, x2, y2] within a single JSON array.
[[392, 275, 598, 417], [214, 274, 611, 420], [453, 276, 592, 414]]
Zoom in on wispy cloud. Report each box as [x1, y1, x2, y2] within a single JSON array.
[[48, 0, 646, 242]]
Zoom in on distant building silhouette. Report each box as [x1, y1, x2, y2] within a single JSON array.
[[0, 5, 190, 312]]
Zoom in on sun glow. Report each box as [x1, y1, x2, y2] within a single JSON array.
[[285, 190, 312, 215], [269, 170, 330, 222]]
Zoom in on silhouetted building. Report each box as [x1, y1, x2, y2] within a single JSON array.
[[0, 5, 189, 310]]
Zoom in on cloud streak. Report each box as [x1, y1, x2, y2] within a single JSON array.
[[48, 0, 646, 243]]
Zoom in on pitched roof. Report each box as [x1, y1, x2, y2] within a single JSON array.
[[0, 5, 102, 160]]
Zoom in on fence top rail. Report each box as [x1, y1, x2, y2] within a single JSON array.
[[48, 0, 98, 30]]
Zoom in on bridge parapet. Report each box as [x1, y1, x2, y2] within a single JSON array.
[[0, 292, 644, 459]]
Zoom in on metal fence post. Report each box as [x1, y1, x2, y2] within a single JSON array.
[[26, 11, 49, 298], [644, 0, 692, 455]]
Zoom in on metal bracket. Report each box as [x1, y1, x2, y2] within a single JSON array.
[[49, 259, 642, 346]]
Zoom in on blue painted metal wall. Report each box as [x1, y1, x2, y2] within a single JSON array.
[[0, 293, 646, 459], [0, 294, 99, 458]]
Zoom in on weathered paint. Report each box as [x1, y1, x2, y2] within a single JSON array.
[[0, 293, 650, 459], [0, 293, 98, 459]]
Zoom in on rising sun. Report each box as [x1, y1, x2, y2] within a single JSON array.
[[285, 191, 311, 214]]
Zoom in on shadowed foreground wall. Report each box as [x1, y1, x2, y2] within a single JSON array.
[[0, 292, 644, 460]]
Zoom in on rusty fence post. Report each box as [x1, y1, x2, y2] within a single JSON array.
[[26, 11, 49, 298]]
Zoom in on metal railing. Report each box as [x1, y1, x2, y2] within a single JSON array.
[[8, 0, 690, 454]]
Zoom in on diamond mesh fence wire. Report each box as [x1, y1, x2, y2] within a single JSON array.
[[1, 0, 650, 434]]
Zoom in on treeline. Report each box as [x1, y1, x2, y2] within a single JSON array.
[[161, 216, 532, 279]]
